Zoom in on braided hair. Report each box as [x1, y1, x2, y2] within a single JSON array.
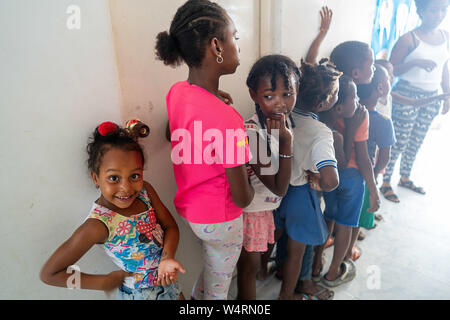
[[296, 58, 342, 112], [246, 54, 301, 130], [87, 123, 145, 175], [155, 0, 229, 68]]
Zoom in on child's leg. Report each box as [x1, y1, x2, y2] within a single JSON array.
[[278, 236, 306, 300], [257, 242, 275, 280], [325, 222, 351, 281], [236, 249, 261, 300], [312, 219, 335, 277], [345, 227, 361, 261], [188, 216, 243, 300]]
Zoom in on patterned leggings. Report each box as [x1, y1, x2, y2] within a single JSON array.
[[383, 81, 441, 182], [183, 215, 243, 300]]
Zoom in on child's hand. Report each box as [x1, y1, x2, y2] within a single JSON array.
[[367, 189, 381, 213], [218, 90, 233, 105], [157, 258, 186, 286], [305, 170, 322, 191], [319, 6, 333, 34], [103, 270, 135, 292], [266, 113, 292, 145]]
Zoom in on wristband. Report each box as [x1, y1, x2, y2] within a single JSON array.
[[279, 153, 293, 159]]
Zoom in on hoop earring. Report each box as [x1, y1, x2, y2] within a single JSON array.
[[216, 53, 223, 64]]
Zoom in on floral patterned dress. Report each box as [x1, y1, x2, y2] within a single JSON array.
[[87, 187, 164, 289]]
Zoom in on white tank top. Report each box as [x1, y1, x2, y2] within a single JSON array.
[[400, 30, 449, 92]]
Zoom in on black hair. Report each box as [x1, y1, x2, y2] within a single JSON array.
[[330, 41, 371, 76], [246, 54, 301, 129], [155, 0, 229, 68], [295, 59, 342, 112], [335, 74, 356, 106], [356, 64, 389, 100], [87, 124, 145, 175]]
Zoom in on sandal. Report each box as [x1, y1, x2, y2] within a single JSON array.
[[321, 260, 356, 288], [296, 287, 334, 300], [325, 236, 334, 248], [398, 179, 426, 195], [379, 185, 400, 203], [348, 246, 362, 262], [374, 213, 383, 221]]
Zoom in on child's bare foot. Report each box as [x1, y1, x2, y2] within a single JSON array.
[[295, 280, 334, 300]]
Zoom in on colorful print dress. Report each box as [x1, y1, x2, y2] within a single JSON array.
[[87, 187, 164, 289]]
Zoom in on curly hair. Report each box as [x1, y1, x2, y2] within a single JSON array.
[[155, 0, 229, 68], [87, 124, 145, 175], [295, 59, 342, 112]]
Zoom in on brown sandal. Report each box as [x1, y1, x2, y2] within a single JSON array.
[[380, 185, 400, 203]]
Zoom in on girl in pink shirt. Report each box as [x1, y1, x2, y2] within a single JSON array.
[[155, 0, 254, 300]]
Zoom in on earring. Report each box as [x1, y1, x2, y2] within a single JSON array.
[[216, 53, 223, 64]]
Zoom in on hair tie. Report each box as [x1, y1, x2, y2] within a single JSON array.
[[98, 121, 118, 136], [126, 119, 150, 138]]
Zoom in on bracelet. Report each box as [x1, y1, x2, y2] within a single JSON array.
[[279, 153, 293, 159]]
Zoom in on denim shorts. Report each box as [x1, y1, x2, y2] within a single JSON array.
[[117, 283, 181, 300], [323, 168, 365, 227]]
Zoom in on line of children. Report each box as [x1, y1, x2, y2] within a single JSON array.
[[40, 0, 448, 300]]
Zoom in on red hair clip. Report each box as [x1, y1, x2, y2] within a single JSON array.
[[98, 121, 118, 136]]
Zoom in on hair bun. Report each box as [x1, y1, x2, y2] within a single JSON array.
[[155, 31, 183, 67], [97, 121, 118, 136]]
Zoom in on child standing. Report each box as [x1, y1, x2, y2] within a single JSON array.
[[356, 65, 397, 231], [274, 59, 341, 300], [315, 41, 380, 287], [236, 55, 299, 300], [155, 0, 254, 300], [40, 122, 185, 300]]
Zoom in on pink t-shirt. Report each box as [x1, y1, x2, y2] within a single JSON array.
[[166, 81, 252, 224], [335, 109, 369, 170]]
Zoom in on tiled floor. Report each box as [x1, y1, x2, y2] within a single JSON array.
[[228, 117, 450, 300]]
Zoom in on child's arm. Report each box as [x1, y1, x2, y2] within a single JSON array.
[[144, 181, 185, 286], [39, 220, 133, 291], [373, 146, 390, 179], [343, 105, 366, 163], [249, 114, 292, 196], [355, 141, 380, 213], [332, 131, 348, 170], [305, 6, 333, 64], [391, 91, 450, 107], [225, 166, 255, 208]]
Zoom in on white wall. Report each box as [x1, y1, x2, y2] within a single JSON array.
[[0, 0, 377, 299], [0, 0, 123, 299], [262, 0, 377, 62]]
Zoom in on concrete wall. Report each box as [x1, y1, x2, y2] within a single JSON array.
[[0, 0, 376, 299]]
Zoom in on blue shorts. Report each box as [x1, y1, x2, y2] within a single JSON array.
[[274, 184, 329, 246], [323, 168, 365, 227], [117, 283, 181, 300]]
